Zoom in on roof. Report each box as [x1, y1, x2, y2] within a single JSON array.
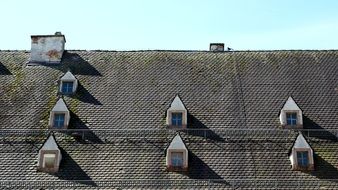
[[51, 98, 69, 112], [0, 50, 338, 188], [167, 134, 187, 150], [282, 96, 301, 111], [293, 133, 311, 149], [40, 133, 60, 151], [60, 71, 76, 81], [168, 95, 186, 111]]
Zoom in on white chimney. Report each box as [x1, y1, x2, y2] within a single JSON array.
[[209, 43, 224, 52], [29, 32, 66, 64]]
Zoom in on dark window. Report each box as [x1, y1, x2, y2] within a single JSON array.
[[171, 152, 183, 167], [297, 151, 308, 167], [286, 112, 297, 125], [172, 113, 182, 126], [61, 82, 74, 94], [54, 113, 65, 128], [44, 153, 56, 168]]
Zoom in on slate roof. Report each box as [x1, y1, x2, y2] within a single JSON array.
[[0, 50, 338, 189]]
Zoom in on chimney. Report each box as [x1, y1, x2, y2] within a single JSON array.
[[209, 43, 224, 52], [29, 32, 66, 64]]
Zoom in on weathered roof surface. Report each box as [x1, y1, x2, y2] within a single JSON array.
[[0, 50, 338, 189]]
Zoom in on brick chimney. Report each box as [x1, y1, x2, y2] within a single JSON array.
[[29, 32, 66, 64], [209, 43, 224, 52]]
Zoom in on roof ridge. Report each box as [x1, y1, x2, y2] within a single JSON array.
[[1, 49, 338, 53]]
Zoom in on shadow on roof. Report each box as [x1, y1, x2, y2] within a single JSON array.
[[72, 82, 102, 105], [56, 147, 97, 187], [52, 52, 102, 76], [311, 153, 338, 182], [0, 62, 12, 75], [69, 110, 104, 144], [186, 151, 223, 180], [303, 115, 337, 141], [183, 113, 225, 142]]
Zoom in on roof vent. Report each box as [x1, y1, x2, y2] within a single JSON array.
[[29, 32, 66, 65], [210, 43, 224, 52]]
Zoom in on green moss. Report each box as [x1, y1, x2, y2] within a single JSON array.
[[40, 73, 59, 129], [160, 114, 167, 126], [4, 64, 25, 99]]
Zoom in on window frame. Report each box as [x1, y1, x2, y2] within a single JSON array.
[[171, 152, 184, 167], [297, 151, 309, 167], [43, 153, 56, 169], [286, 112, 297, 126], [61, 81, 74, 94], [171, 112, 183, 127], [53, 113, 65, 128]]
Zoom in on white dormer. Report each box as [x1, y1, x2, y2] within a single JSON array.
[[37, 134, 62, 173], [166, 95, 188, 128], [48, 98, 70, 129], [289, 133, 314, 171], [59, 71, 78, 94], [280, 97, 303, 128], [166, 134, 188, 171]]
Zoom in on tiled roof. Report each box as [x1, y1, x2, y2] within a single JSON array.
[[0, 50, 338, 189]]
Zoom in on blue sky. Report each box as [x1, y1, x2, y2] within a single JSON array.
[[1, 0, 338, 50]]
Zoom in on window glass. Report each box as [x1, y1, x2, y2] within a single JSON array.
[[171, 112, 182, 126], [297, 151, 308, 167], [171, 152, 183, 167], [286, 112, 297, 125], [44, 153, 56, 168], [54, 113, 65, 128], [61, 82, 74, 94]]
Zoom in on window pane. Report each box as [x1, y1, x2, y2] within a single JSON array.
[[171, 113, 183, 126], [297, 151, 308, 167], [54, 113, 65, 128], [61, 82, 73, 94], [286, 113, 297, 125], [44, 154, 56, 168], [171, 152, 183, 167]]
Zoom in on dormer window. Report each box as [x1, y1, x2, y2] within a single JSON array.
[[286, 112, 297, 125], [166, 134, 188, 171], [166, 95, 187, 128], [61, 81, 74, 94], [280, 97, 303, 128], [49, 98, 70, 129], [43, 153, 56, 168], [59, 71, 78, 95], [37, 134, 62, 173], [54, 113, 65, 128], [171, 152, 183, 167], [172, 113, 183, 126], [289, 133, 314, 171], [297, 151, 309, 167]]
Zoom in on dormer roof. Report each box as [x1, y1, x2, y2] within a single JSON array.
[[51, 98, 69, 112], [168, 134, 187, 150], [293, 133, 311, 149], [282, 97, 301, 111], [60, 71, 76, 81], [168, 95, 186, 111], [40, 134, 60, 151]]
